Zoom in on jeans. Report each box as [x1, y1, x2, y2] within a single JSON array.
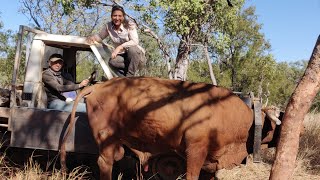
[[109, 46, 146, 77], [48, 99, 86, 113]]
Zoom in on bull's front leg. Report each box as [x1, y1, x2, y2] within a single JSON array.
[[185, 136, 209, 180]]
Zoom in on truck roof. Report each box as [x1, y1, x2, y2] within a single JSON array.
[[34, 33, 90, 50]]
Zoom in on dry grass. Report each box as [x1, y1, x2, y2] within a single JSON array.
[[215, 153, 320, 180], [297, 113, 320, 173], [0, 150, 90, 180], [0, 160, 90, 180], [0, 113, 319, 180]]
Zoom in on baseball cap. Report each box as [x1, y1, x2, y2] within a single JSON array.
[[49, 54, 64, 62]]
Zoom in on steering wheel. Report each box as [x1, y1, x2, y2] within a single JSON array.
[[88, 70, 97, 84]]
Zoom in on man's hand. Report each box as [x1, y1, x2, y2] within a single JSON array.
[[111, 45, 124, 59], [79, 79, 89, 88], [65, 97, 73, 104]]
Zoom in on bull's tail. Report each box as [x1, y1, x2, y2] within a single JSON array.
[[60, 85, 95, 172]]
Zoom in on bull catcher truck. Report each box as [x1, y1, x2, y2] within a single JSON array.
[[0, 25, 264, 180]]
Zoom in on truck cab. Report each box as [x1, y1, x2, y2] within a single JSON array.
[[0, 26, 116, 154]]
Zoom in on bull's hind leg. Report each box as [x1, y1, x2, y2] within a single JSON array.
[[185, 138, 209, 180], [97, 141, 124, 180]]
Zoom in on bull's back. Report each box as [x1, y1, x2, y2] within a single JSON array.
[[87, 77, 252, 149]]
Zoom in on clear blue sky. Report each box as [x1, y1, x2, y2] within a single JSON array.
[[0, 0, 30, 31], [0, 0, 320, 62], [246, 0, 320, 62]]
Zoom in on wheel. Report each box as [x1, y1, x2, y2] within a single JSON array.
[[150, 153, 186, 180]]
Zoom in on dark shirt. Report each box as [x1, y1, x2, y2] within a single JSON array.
[[42, 69, 80, 103]]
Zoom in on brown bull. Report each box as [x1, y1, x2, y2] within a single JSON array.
[[60, 77, 279, 180]]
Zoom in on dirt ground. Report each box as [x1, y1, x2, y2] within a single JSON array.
[[216, 150, 320, 180]]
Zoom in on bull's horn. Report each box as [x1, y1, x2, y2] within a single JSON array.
[[265, 110, 282, 125]]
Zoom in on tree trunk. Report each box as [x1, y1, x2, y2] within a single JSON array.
[[258, 74, 264, 98], [204, 45, 217, 85], [174, 37, 190, 81], [231, 65, 236, 89], [269, 35, 320, 179]]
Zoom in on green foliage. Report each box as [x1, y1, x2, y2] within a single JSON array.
[[21, 0, 108, 36], [53, 0, 106, 14], [0, 42, 26, 88], [0, 18, 23, 87], [187, 57, 307, 109], [159, 0, 205, 35], [268, 61, 305, 108], [187, 60, 213, 84], [54, 0, 76, 14], [139, 33, 168, 78], [202, 5, 277, 106], [76, 55, 95, 82]]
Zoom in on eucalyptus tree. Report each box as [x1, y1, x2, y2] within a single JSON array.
[[54, 0, 238, 80], [20, 0, 108, 36], [211, 6, 274, 98], [135, 0, 240, 80]]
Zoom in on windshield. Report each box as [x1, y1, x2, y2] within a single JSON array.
[[90, 43, 118, 80]]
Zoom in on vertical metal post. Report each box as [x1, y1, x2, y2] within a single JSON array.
[[8, 25, 24, 131], [253, 100, 262, 163], [10, 25, 24, 107]]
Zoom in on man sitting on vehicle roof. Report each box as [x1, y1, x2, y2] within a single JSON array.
[[42, 54, 89, 112]]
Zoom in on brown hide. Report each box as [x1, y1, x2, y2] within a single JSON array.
[[61, 77, 255, 180]]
